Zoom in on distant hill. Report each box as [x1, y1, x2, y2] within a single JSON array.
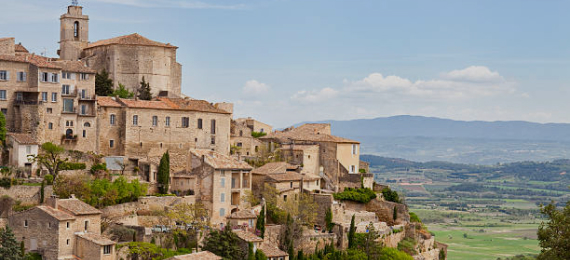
[[297, 116, 570, 164]]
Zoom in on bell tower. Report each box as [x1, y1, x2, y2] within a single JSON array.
[[59, 1, 89, 61]]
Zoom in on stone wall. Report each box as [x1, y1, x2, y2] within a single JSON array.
[[298, 230, 336, 254], [0, 185, 53, 204], [0, 37, 15, 55], [312, 193, 333, 227]]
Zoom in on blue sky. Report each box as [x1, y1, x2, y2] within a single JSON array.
[[2, 0, 569, 127]]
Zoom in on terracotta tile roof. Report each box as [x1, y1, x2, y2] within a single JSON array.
[[54, 60, 95, 73], [301, 174, 321, 181], [76, 233, 115, 246], [15, 43, 28, 53], [7, 133, 38, 145], [96, 96, 122, 107], [191, 149, 252, 170], [262, 123, 359, 144], [233, 230, 263, 242], [259, 243, 288, 257], [58, 198, 101, 216], [228, 210, 257, 219], [266, 172, 303, 182], [159, 98, 232, 114], [120, 98, 173, 109], [251, 162, 298, 175], [35, 206, 75, 221], [0, 53, 60, 69], [86, 33, 177, 49], [167, 251, 221, 260]]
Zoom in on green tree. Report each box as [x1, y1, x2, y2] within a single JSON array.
[[29, 142, 66, 176], [39, 181, 45, 204], [157, 151, 170, 194], [138, 76, 152, 100], [0, 227, 24, 260], [248, 242, 255, 260], [0, 111, 6, 145], [255, 249, 268, 260], [378, 247, 414, 260], [257, 205, 266, 238], [537, 201, 570, 260], [95, 69, 114, 96], [393, 206, 398, 222], [348, 214, 356, 249], [362, 222, 381, 259], [201, 224, 246, 260], [112, 83, 134, 99], [325, 207, 334, 233]]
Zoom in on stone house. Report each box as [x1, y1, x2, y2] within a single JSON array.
[[233, 229, 264, 256], [230, 118, 273, 157], [261, 124, 372, 192], [96, 96, 232, 184], [227, 209, 257, 230], [58, 5, 182, 97], [8, 196, 115, 260], [0, 37, 97, 153], [166, 251, 221, 260], [6, 133, 39, 175], [188, 149, 253, 226], [251, 162, 321, 204], [259, 243, 289, 260]]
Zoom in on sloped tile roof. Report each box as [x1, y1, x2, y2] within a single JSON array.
[[8, 133, 38, 145], [96, 96, 231, 115], [191, 149, 252, 170], [262, 123, 359, 144], [86, 33, 177, 49], [35, 206, 75, 221], [96, 96, 122, 107], [54, 60, 96, 73], [58, 198, 101, 216], [228, 209, 257, 219], [251, 162, 298, 175], [0, 53, 60, 69], [266, 172, 303, 182], [259, 243, 288, 257], [119, 98, 173, 109], [15, 43, 28, 53], [159, 98, 231, 114], [233, 230, 263, 242], [167, 251, 221, 260], [76, 233, 115, 246]]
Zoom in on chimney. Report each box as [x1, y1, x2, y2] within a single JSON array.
[[46, 195, 59, 209]]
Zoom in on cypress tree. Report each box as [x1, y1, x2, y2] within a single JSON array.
[[248, 242, 255, 260], [393, 205, 398, 222], [40, 181, 45, 204], [348, 214, 356, 249], [157, 151, 170, 194], [138, 76, 152, 100], [256, 205, 265, 238], [95, 69, 114, 96], [325, 208, 333, 233]]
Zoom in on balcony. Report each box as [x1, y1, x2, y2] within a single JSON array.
[[62, 107, 77, 114], [14, 100, 43, 105], [79, 94, 96, 101], [61, 134, 78, 142], [61, 90, 77, 97]]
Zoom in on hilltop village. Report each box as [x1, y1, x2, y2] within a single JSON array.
[[0, 3, 446, 260]]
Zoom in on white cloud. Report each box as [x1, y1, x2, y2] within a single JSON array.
[[90, 0, 245, 9], [291, 87, 339, 103], [441, 66, 504, 83], [242, 80, 270, 95]]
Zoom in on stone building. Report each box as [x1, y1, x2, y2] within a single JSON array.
[[166, 251, 222, 260], [6, 133, 39, 175], [0, 37, 97, 153], [8, 196, 115, 260], [230, 119, 264, 157], [227, 209, 257, 230], [58, 4, 182, 96], [188, 149, 253, 226], [261, 124, 371, 192]]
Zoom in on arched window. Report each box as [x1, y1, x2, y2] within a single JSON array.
[[84, 122, 91, 127], [66, 129, 73, 139], [74, 21, 79, 38]]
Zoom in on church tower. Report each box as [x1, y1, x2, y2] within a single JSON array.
[[59, 1, 89, 61]]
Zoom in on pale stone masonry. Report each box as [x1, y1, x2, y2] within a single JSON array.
[[8, 196, 115, 260], [230, 117, 273, 157]]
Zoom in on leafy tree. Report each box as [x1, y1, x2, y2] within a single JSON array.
[[348, 214, 356, 249], [248, 242, 255, 260], [251, 131, 267, 138], [95, 69, 114, 96], [157, 151, 170, 194], [255, 249, 268, 260], [298, 193, 318, 226], [325, 207, 334, 233], [537, 201, 570, 260], [201, 224, 246, 260], [112, 83, 134, 99], [333, 187, 377, 203], [138, 77, 152, 100], [256, 205, 266, 238], [29, 142, 66, 176], [382, 187, 401, 203], [0, 227, 24, 260], [409, 212, 421, 223], [0, 111, 6, 145], [378, 247, 414, 260], [39, 181, 45, 204]]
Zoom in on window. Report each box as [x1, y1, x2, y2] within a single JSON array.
[[211, 120, 216, 134], [219, 208, 225, 217], [211, 137, 215, 145], [82, 130, 86, 138], [165, 116, 170, 127], [110, 114, 116, 125], [221, 178, 225, 188], [66, 222, 70, 229], [46, 108, 52, 114], [152, 116, 158, 126], [74, 21, 79, 38], [62, 72, 72, 79], [84, 122, 91, 127], [51, 92, 57, 102], [62, 85, 70, 95], [80, 105, 87, 115], [290, 182, 293, 188], [81, 89, 87, 99], [239, 130, 243, 137], [133, 115, 138, 126], [48, 123, 53, 129], [17, 72, 26, 82], [84, 220, 88, 231], [221, 193, 225, 202], [352, 144, 358, 155], [63, 99, 74, 113], [103, 245, 111, 255], [41, 92, 48, 102], [237, 142, 242, 147], [66, 239, 70, 245], [0, 90, 6, 100], [350, 165, 356, 173], [0, 71, 8, 81], [1, 109, 6, 115], [41, 72, 48, 82], [109, 140, 114, 148], [24, 220, 28, 227], [81, 73, 89, 80], [26, 146, 31, 154], [283, 195, 287, 202], [181, 117, 189, 128], [51, 73, 59, 83], [197, 118, 203, 129]]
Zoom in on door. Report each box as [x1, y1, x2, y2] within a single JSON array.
[[30, 238, 37, 251]]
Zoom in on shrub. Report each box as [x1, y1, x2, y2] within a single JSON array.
[[333, 187, 377, 203], [90, 163, 107, 174], [44, 174, 54, 185], [0, 177, 11, 188], [60, 162, 86, 171], [397, 237, 417, 255], [409, 212, 421, 223], [382, 187, 401, 203], [251, 131, 267, 138]]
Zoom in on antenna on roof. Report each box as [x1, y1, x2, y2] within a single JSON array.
[[71, 0, 79, 6]]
